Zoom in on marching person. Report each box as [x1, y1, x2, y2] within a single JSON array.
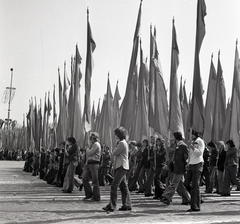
[[82, 132, 101, 201], [216, 141, 226, 194], [62, 137, 78, 193], [102, 127, 132, 212], [221, 140, 240, 196], [184, 130, 204, 212], [161, 131, 190, 205]]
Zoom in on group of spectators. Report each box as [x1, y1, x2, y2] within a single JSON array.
[[21, 127, 240, 213], [0, 148, 25, 161]]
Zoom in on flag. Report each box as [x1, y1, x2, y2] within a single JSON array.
[[221, 98, 231, 142], [42, 93, 47, 148], [72, 45, 85, 146], [95, 99, 101, 133], [56, 68, 63, 145], [0, 119, 4, 129], [179, 76, 184, 112], [100, 75, 114, 149], [212, 52, 226, 142], [52, 84, 58, 148], [120, 0, 142, 132], [131, 42, 149, 142], [203, 55, 217, 142], [113, 81, 121, 129], [46, 92, 52, 148], [190, 0, 207, 134], [169, 19, 184, 138], [83, 9, 96, 130], [91, 102, 96, 131], [150, 27, 169, 138], [229, 42, 240, 149], [182, 81, 190, 139]]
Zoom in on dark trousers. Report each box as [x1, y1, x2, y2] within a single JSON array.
[[154, 166, 165, 198], [82, 164, 100, 201], [99, 167, 109, 186], [63, 161, 77, 192], [223, 165, 240, 194], [201, 165, 210, 191], [128, 163, 143, 191], [107, 166, 131, 209], [184, 163, 203, 210]]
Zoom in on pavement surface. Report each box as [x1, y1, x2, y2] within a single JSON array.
[[0, 161, 240, 224]]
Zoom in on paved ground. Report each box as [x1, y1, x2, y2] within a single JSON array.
[[0, 161, 240, 224]]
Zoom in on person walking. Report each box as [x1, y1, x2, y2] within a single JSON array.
[[82, 132, 101, 201], [62, 137, 78, 193], [102, 127, 132, 212], [184, 130, 204, 212], [161, 131, 190, 205], [221, 140, 240, 196], [216, 141, 226, 194]]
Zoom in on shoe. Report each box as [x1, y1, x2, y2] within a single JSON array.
[[205, 190, 212, 193], [136, 190, 144, 194], [221, 193, 231, 196], [153, 196, 160, 200], [90, 198, 100, 202], [119, 206, 132, 211], [83, 196, 92, 201], [145, 194, 154, 197], [235, 188, 240, 191], [162, 199, 170, 205], [79, 184, 83, 191], [201, 199, 204, 204], [102, 206, 114, 212], [213, 190, 219, 194], [187, 208, 200, 212], [181, 202, 190, 205], [62, 190, 72, 193]]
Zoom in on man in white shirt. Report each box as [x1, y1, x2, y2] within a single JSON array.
[[184, 130, 205, 212]]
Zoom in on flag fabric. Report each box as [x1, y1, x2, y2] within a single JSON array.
[[229, 43, 240, 149], [182, 81, 190, 139], [95, 99, 101, 133], [131, 43, 149, 142], [212, 52, 226, 142], [150, 27, 169, 138], [190, 0, 207, 134], [91, 102, 96, 131], [221, 98, 231, 142], [46, 92, 52, 149], [100, 75, 114, 149], [52, 85, 58, 149], [83, 9, 96, 130], [169, 19, 184, 138], [113, 81, 121, 130], [203, 55, 217, 142], [56, 68, 63, 145], [120, 0, 142, 132], [72, 45, 84, 146]]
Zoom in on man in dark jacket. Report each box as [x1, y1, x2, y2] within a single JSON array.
[[161, 131, 190, 205], [216, 141, 226, 194], [222, 140, 240, 196]]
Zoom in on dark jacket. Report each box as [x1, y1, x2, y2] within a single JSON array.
[[141, 147, 150, 169], [156, 146, 167, 167], [225, 147, 238, 168], [173, 141, 189, 174], [102, 151, 111, 167], [217, 148, 226, 172], [203, 147, 210, 168], [209, 148, 219, 167], [68, 144, 78, 162]]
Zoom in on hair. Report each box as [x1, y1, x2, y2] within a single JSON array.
[[142, 139, 149, 146], [226, 140, 235, 148], [68, 137, 76, 145], [130, 140, 137, 146], [207, 141, 216, 148], [173, 131, 183, 141], [191, 130, 199, 138], [114, 127, 126, 140], [137, 142, 142, 148]]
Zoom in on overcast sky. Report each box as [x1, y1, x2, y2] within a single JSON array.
[[1, 0, 240, 124]]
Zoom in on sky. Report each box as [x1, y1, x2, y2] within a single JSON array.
[[1, 0, 240, 125]]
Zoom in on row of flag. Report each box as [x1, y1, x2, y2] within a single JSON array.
[[1, 0, 240, 152]]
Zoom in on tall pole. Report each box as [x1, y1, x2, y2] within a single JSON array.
[[7, 68, 14, 130]]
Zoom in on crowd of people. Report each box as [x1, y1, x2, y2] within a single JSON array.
[[21, 127, 240, 212], [0, 148, 25, 161]]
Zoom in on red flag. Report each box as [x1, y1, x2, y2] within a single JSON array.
[[83, 9, 96, 130], [169, 19, 184, 138], [230, 42, 240, 148], [131, 42, 149, 141], [190, 0, 207, 134], [203, 55, 217, 142], [120, 0, 142, 132], [212, 52, 226, 142]]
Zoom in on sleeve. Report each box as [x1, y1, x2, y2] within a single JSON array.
[[113, 141, 125, 156], [87, 143, 100, 156], [183, 145, 189, 164], [68, 145, 77, 156], [192, 139, 204, 157]]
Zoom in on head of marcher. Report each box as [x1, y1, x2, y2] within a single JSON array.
[[142, 139, 149, 148], [137, 142, 142, 150], [150, 136, 155, 145], [130, 140, 137, 149], [191, 129, 200, 141], [207, 141, 216, 151], [173, 131, 183, 143], [217, 141, 225, 151], [67, 137, 76, 147], [114, 127, 126, 141], [226, 140, 235, 150], [90, 132, 100, 144]]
